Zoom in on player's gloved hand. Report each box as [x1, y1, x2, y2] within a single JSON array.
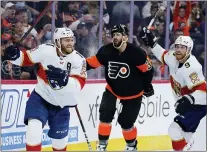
[[139, 27, 157, 48], [46, 65, 69, 88], [175, 95, 195, 114], [143, 84, 154, 97], [4, 45, 20, 60]]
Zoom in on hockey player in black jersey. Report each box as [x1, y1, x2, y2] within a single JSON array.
[[86, 24, 154, 151]]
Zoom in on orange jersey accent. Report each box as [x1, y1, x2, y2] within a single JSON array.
[[86, 56, 102, 68]]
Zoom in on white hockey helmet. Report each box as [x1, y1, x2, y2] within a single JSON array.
[[174, 36, 194, 52], [53, 27, 74, 48]]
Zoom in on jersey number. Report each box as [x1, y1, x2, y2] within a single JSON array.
[[185, 62, 190, 68], [67, 62, 71, 73]]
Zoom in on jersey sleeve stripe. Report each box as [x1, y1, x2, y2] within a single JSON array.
[[36, 63, 48, 84], [191, 82, 207, 92], [161, 50, 168, 65], [70, 75, 86, 89], [106, 84, 143, 100], [180, 82, 207, 96], [86, 56, 102, 69], [136, 64, 148, 72], [21, 51, 35, 66]]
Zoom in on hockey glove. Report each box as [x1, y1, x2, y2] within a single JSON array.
[[46, 65, 69, 88], [143, 84, 154, 97], [4, 45, 20, 60], [139, 27, 157, 48], [175, 95, 195, 115]]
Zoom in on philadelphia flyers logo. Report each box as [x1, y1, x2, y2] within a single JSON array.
[[108, 61, 130, 79]]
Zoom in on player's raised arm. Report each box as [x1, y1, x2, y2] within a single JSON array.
[[4, 44, 45, 66], [139, 27, 169, 65]]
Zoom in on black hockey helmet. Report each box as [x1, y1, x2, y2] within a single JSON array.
[[111, 24, 129, 37]]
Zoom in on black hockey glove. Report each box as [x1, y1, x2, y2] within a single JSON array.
[[143, 84, 154, 97], [139, 27, 158, 48], [46, 65, 69, 89], [4, 45, 20, 60], [175, 95, 195, 115]]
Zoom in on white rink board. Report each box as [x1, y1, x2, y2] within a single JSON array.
[[1, 82, 206, 151]]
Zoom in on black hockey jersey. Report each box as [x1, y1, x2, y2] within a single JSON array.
[[87, 43, 154, 99]]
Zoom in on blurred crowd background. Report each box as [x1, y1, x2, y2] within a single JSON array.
[[1, 1, 206, 80]]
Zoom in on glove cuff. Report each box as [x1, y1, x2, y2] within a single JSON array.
[[184, 94, 195, 104]]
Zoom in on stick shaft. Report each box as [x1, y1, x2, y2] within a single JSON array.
[[75, 106, 92, 151], [19, 1, 54, 43]]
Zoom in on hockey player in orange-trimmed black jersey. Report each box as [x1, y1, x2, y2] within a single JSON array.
[[86, 24, 154, 151]]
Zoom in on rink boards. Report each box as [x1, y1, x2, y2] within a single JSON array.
[[1, 80, 206, 151]]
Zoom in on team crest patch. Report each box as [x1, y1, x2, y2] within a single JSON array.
[[189, 72, 200, 84]]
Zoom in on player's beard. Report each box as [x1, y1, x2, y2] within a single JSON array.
[[175, 53, 184, 60], [62, 46, 73, 54], [113, 39, 122, 47], [175, 51, 190, 62]]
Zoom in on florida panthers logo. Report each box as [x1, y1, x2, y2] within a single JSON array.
[[48, 79, 64, 90], [108, 61, 130, 79], [170, 76, 182, 97]]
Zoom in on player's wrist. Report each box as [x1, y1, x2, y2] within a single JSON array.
[[149, 34, 158, 48]]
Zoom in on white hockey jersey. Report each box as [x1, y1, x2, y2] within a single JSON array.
[[151, 44, 206, 105], [11, 43, 87, 107]]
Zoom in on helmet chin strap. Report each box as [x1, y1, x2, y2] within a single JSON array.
[[113, 37, 128, 49], [56, 39, 64, 55]]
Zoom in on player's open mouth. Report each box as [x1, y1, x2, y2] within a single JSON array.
[[175, 53, 182, 55]]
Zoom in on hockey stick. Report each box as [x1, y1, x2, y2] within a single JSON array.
[[140, 5, 164, 40], [4, 1, 54, 58], [147, 4, 164, 29], [147, 13, 158, 29], [19, 1, 54, 43], [75, 106, 93, 151], [115, 99, 122, 126]]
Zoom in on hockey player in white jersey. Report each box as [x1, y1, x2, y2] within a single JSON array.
[[140, 27, 206, 151], [4, 27, 87, 151]]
